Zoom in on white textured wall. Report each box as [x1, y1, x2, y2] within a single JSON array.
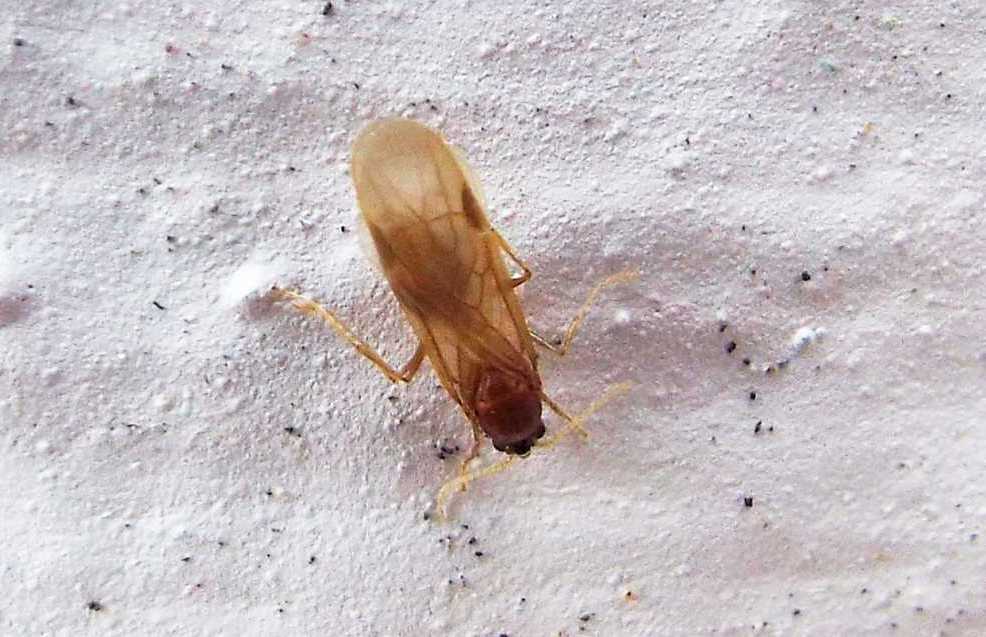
[[2, 1, 985, 635]]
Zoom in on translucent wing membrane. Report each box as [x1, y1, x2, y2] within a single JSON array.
[[351, 119, 540, 415]]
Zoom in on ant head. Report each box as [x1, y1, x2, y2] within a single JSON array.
[[474, 370, 545, 456]]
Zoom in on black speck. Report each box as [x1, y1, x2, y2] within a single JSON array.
[[86, 601, 103, 612], [474, 551, 484, 557], [749, 391, 757, 401], [352, 82, 360, 90], [152, 300, 166, 310], [579, 613, 594, 622], [14, 37, 26, 46], [812, 105, 818, 113], [940, 22, 946, 28], [277, 608, 284, 614], [66, 96, 78, 107], [520, 597, 526, 603], [308, 556, 317, 565], [340, 225, 348, 233], [744, 496, 754, 508], [218, 540, 226, 547], [422, 512, 431, 521], [718, 322, 728, 333], [754, 420, 762, 434], [322, 1, 333, 16], [284, 426, 301, 437], [181, 556, 191, 563], [264, 489, 273, 497], [742, 357, 751, 366], [725, 341, 737, 354], [467, 537, 477, 545], [801, 271, 812, 282], [220, 63, 233, 71], [166, 235, 176, 243], [792, 609, 801, 617], [861, 587, 868, 594], [946, 93, 953, 100]]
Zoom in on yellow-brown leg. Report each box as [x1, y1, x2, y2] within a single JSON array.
[[537, 382, 634, 449], [458, 420, 485, 488], [270, 287, 424, 383], [493, 230, 532, 287], [432, 383, 633, 522], [531, 270, 638, 356]]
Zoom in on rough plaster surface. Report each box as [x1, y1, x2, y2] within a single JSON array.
[[2, 1, 985, 635]]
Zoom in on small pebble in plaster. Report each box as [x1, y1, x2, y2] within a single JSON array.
[[744, 496, 754, 508], [269, 119, 637, 520], [725, 340, 737, 354], [222, 258, 284, 311], [321, 2, 333, 16], [153, 393, 175, 413], [86, 601, 104, 612], [754, 420, 762, 434], [624, 590, 639, 603], [800, 271, 811, 282], [749, 391, 757, 401]]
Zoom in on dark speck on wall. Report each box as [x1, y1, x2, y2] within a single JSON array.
[[744, 496, 754, 508], [801, 271, 812, 282], [87, 601, 103, 611]]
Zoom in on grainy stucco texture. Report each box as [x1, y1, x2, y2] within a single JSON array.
[[2, 1, 985, 635]]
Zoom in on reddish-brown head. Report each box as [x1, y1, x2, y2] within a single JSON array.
[[474, 370, 546, 455]]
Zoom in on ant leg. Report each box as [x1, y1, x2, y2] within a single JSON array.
[[537, 382, 634, 449], [531, 270, 638, 356], [432, 383, 633, 522], [492, 230, 532, 288], [457, 421, 486, 489], [271, 287, 424, 383], [435, 453, 518, 523]]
